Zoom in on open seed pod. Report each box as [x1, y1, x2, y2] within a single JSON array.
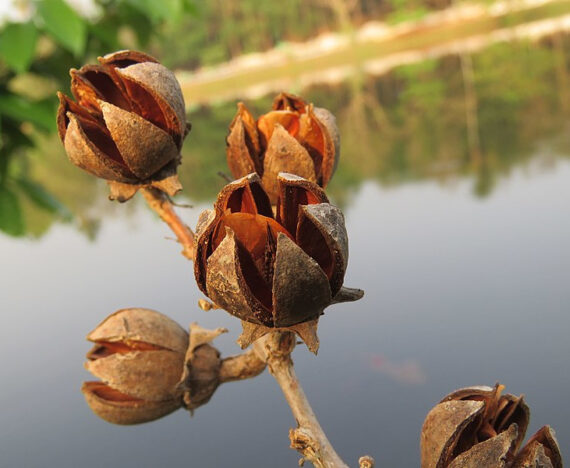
[[57, 50, 189, 202], [421, 384, 562, 468], [194, 172, 363, 353], [226, 92, 339, 203], [511, 426, 563, 468], [82, 309, 230, 424]]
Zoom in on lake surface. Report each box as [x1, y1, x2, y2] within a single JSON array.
[[1, 36, 570, 466]]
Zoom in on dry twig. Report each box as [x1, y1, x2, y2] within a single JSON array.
[[220, 348, 267, 383], [254, 332, 373, 468], [141, 187, 196, 260]]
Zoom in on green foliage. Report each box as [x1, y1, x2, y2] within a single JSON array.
[[36, 0, 87, 57], [125, 0, 185, 23], [16, 177, 72, 219], [0, 22, 38, 73], [394, 59, 445, 114], [153, 0, 335, 69], [474, 41, 557, 159], [0, 0, 199, 238], [0, 93, 56, 132], [386, 7, 429, 25], [0, 184, 24, 236], [179, 105, 237, 201]]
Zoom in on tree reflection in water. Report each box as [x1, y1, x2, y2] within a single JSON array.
[[4, 35, 570, 238]]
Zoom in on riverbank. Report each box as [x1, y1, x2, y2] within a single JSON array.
[[176, 0, 570, 106]]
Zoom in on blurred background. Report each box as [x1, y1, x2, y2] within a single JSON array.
[[1, 0, 569, 466]]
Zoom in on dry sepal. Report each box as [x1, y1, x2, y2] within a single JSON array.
[[194, 172, 363, 353], [421, 384, 563, 468], [57, 50, 189, 202], [227, 92, 339, 203], [82, 308, 227, 424]]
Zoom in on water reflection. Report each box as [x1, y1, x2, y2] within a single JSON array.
[[4, 35, 570, 239], [1, 142, 568, 467], [366, 353, 427, 385], [173, 37, 570, 204]]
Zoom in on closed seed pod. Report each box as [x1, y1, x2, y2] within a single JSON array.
[[81, 381, 181, 425], [82, 309, 230, 424]]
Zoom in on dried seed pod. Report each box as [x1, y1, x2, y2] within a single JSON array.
[[82, 309, 228, 424], [511, 426, 562, 468], [81, 381, 181, 425], [421, 384, 563, 468], [194, 172, 363, 352], [177, 323, 227, 411], [57, 50, 189, 202], [226, 92, 339, 203]]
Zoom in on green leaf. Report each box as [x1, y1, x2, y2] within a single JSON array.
[[16, 178, 72, 220], [181, 0, 198, 16], [121, 8, 153, 47], [125, 0, 182, 23], [36, 0, 86, 57], [0, 185, 24, 236], [88, 20, 120, 51], [0, 22, 38, 73], [0, 93, 56, 132]]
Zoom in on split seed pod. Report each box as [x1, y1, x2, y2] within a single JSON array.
[[421, 384, 563, 468], [194, 172, 363, 352], [82, 308, 226, 424], [57, 50, 189, 201], [226, 92, 339, 203]]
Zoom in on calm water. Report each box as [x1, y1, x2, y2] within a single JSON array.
[[1, 39, 570, 466]]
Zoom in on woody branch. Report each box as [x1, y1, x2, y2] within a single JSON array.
[[148, 199, 372, 467], [141, 187, 196, 260], [254, 332, 374, 468]]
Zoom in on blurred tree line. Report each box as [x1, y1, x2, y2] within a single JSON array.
[[153, 0, 457, 70], [180, 37, 570, 204]]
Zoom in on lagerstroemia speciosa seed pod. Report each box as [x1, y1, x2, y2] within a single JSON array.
[[57, 50, 189, 201], [421, 384, 563, 468], [194, 172, 363, 353], [82, 308, 226, 424], [226, 92, 339, 203]]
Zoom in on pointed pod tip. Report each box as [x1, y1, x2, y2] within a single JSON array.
[[332, 287, 364, 304], [107, 181, 139, 203], [289, 319, 320, 354]]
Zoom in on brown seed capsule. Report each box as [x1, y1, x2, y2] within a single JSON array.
[[194, 172, 362, 352], [511, 426, 563, 468], [176, 323, 227, 411], [421, 384, 563, 468], [81, 381, 182, 426], [226, 93, 339, 203], [82, 309, 227, 424], [57, 50, 189, 202]]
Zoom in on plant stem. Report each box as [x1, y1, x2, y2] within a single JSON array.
[[254, 332, 359, 468], [141, 189, 372, 465], [219, 348, 267, 383], [141, 187, 195, 260]]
